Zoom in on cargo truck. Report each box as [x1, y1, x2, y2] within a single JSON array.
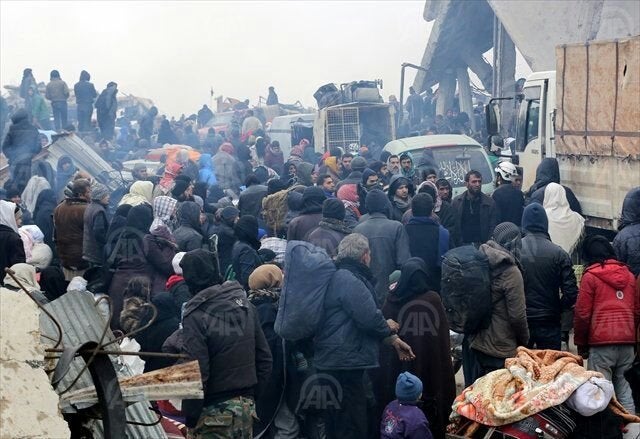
[[486, 36, 640, 233]]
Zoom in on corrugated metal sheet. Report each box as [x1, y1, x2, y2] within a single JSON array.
[[40, 290, 167, 439]]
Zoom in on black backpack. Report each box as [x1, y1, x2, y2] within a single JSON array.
[[440, 245, 492, 334]]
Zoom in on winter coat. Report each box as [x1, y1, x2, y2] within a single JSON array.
[[388, 174, 415, 222], [74, 77, 97, 105], [354, 213, 411, 305], [471, 241, 530, 358], [82, 201, 109, 264], [521, 231, 578, 324], [613, 187, 640, 276], [28, 92, 50, 123], [380, 400, 432, 439], [174, 202, 204, 252], [55, 156, 76, 202], [181, 281, 273, 427], [33, 189, 57, 250], [307, 218, 351, 258], [238, 184, 268, 219], [166, 274, 192, 310], [53, 197, 89, 270], [45, 78, 69, 102], [405, 216, 449, 292], [379, 286, 455, 439], [95, 86, 118, 119], [198, 154, 217, 186], [0, 201, 27, 277], [450, 190, 498, 247], [1, 110, 40, 164], [314, 258, 392, 370], [287, 212, 323, 241], [231, 240, 263, 289], [210, 220, 236, 274], [527, 158, 582, 215], [492, 182, 524, 226], [107, 233, 176, 329], [212, 150, 242, 191], [574, 260, 639, 347]]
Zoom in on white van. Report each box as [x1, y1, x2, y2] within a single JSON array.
[[266, 113, 315, 159]]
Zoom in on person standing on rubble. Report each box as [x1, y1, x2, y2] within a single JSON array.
[[96, 82, 118, 140], [74, 70, 97, 132], [2, 109, 41, 193], [45, 70, 70, 131], [266, 86, 279, 105]]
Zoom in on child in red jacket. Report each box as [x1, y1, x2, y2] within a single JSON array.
[[574, 235, 639, 414]]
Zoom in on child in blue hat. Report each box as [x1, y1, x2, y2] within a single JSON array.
[[380, 372, 433, 438]]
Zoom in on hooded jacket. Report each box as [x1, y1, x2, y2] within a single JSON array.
[[55, 155, 76, 201], [238, 183, 268, 220], [33, 189, 57, 249], [388, 174, 415, 222], [574, 260, 639, 347], [45, 77, 70, 102], [74, 71, 97, 105], [180, 280, 272, 427], [174, 201, 204, 252], [520, 204, 578, 324], [1, 109, 40, 164], [198, 153, 217, 186], [54, 196, 89, 270], [398, 151, 420, 186], [0, 200, 26, 276], [286, 187, 325, 241], [232, 216, 263, 289], [613, 187, 640, 276], [527, 158, 582, 214], [471, 241, 530, 358], [405, 216, 449, 292]]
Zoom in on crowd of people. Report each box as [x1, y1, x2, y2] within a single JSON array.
[[0, 68, 639, 439]]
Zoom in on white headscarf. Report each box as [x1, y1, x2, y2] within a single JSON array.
[[544, 183, 585, 254], [119, 181, 154, 207], [0, 200, 19, 233], [21, 176, 51, 213]]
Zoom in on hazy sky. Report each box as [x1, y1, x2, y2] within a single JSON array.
[[1, 1, 434, 116]]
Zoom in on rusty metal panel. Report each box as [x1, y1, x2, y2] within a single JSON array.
[[40, 290, 167, 439]]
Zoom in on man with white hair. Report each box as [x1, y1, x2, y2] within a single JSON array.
[[313, 233, 415, 439]]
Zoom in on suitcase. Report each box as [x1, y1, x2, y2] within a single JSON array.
[[492, 404, 577, 439]]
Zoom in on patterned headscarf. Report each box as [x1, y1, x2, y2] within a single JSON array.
[[150, 196, 177, 241]]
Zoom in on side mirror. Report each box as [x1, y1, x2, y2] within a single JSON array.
[[485, 103, 500, 136]]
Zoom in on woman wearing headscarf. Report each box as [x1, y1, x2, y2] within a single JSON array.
[[0, 200, 27, 276], [231, 215, 263, 289], [264, 140, 284, 176], [38, 266, 69, 302], [377, 258, 456, 439], [247, 265, 300, 438], [21, 175, 51, 215], [119, 180, 153, 207], [543, 182, 585, 256], [150, 196, 178, 242], [55, 155, 76, 201], [33, 189, 57, 250], [19, 225, 52, 269], [106, 204, 174, 330], [336, 183, 361, 229], [1, 263, 48, 303]]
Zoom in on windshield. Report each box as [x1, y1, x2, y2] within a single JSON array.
[[411, 145, 493, 187]]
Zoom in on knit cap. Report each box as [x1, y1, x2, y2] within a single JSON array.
[[365, 189, 390, 215], [350, 156, 367, 172], [521, 203, 548, 234], [91, 183, 110, 201], [322, 198, 346, 221], [395, 372, 423, 403]]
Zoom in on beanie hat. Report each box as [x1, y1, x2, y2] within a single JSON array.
[[492, 222, 522, 261], [522, 203, 549, 234], [350, 156, 367, 172], [361, 168, 377, 185], [411, 193, 434, 217], [267, 178, 287, 195], [323, 198, 346, 221], [248, 264, 283, 290], [366, 189, 390, 215], [221, 206, 239, 222], [395, 372, 423, 403], [302, 186, 326, 213], [180, 249, 221, 294], [172, 252, 186, 275], [91, 183, 110, 202], [582, 234, 616, 266], [172, 177, 191, 197]]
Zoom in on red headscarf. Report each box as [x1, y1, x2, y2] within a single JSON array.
[[220, 142, 235, 155], [159, 162, 182, 189]]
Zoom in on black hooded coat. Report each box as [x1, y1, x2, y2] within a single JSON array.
[[527, 158, 582, 214], [174, 201, 204, 252], [613, 187, 640, 276], [1, 109, 40, 164], [231, 215, 263, 289]]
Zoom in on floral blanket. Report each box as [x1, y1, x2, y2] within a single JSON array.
[[450, 347, 602, 426]]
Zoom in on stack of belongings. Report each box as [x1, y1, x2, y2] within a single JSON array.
[[447, 348, 640, 439]]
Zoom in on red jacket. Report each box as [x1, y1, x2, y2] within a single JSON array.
[[574, 260, 639, 347]]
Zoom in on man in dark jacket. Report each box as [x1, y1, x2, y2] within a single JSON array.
[[336, 155, 367, 190], [450, 170, 498, 247], [520, 203, 578, 350], [232, 215, 263, 289], [307, 198, 352, 257], [266, 87, 279, 106], [492, 161, 524, 226], [96, 82, 118, 140], [287, 186, 326, 241], [238, 174, 267, 220], [354, 189, 411, 305], [197, 104, 214, 127], [45, 70, 69, 130], [139, 106, 158, 141], [405, 193, 449, 292], [613, 187, 640, 276], [314, 233, 415, 439], [180, 249, 272, 437], [174, 201, 204, 251], [82, 183, 110, 267], [210, 206, 239, 274], [2, 109, 41, 193], [74, 70, 97, 132], [54, 179, 91, 280], [527, 158, 582, 214]]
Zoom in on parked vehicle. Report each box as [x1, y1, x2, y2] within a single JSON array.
[[383, 134, 496, 197], [266, 113, 315, 159], [486, 36, 640, 232]]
